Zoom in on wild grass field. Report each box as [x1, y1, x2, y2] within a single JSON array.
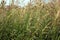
[[0, 0, 60, 40]]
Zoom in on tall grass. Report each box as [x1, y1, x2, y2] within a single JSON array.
[[0, 0, 60, 40]]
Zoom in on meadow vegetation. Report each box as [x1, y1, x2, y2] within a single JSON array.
[[0, 0, 60, 40]]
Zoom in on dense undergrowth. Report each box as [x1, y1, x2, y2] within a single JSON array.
[[0, 0, 60, 40]]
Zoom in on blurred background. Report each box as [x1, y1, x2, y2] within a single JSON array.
[[0, 0, 51, 7]]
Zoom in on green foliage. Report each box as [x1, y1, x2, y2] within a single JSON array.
[[0, 0, 60, 40]]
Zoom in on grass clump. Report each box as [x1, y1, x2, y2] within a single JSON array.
[[0, 0, 60, 40]]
